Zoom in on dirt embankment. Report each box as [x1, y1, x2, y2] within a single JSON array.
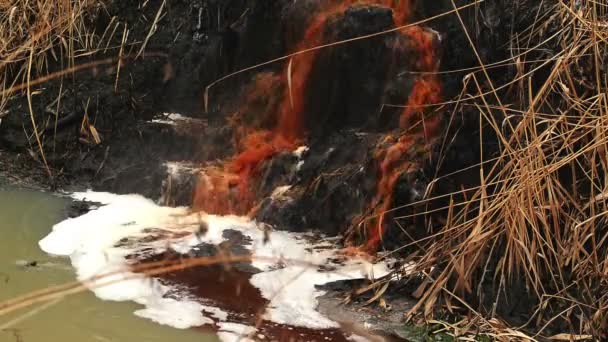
[[2, 0, 607, 339]]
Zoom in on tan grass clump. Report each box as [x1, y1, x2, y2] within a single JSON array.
[[396, 0, 608, 338], [0, 0, 117, 176], [0, 0, 106, 101]]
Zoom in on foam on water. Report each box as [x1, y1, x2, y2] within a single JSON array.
[[39, 192, 210, 329], [216, 322, 257, 342], [249, 237, 389, 329], [39, 191, 391, 334]]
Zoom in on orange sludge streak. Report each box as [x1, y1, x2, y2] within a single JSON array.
[[194, 1, 357, 214], [362, 3, 443, 252], [194, 0, 443, 248]]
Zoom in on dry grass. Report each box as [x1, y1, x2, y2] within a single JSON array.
[[382, 0, 608, 338], [0, 0, 106, 109], [0, 0, 121, 176]]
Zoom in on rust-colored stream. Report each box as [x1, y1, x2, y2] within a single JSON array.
[[194, 0, 443, 252]]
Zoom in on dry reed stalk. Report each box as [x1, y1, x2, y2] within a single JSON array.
[[380, 0, 608, 337]]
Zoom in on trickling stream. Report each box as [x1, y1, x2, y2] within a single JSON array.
[[0, 187, 216, 342]]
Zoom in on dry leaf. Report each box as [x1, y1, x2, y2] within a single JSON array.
[[363, 280, 390, 306], [89, 125, 102, 144], [548, 333, 593, 341], [287, 58, 294, 110]]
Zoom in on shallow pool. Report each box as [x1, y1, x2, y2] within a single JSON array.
[[0, 187, 217, 342]]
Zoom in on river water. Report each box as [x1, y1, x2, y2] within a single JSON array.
[[0, 186, 217, 342]]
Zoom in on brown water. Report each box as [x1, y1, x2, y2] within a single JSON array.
[[0, 187, 217, 342]]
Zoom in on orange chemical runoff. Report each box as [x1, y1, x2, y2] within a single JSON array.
[[194, 1, 358, 215], [363, 25, 443, 252], [193, 0, 443, 248]]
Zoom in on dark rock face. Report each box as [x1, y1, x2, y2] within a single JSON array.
[[254, 131, 380, 235], [303, 5, 397, 137], [246, 4, 445, 245]]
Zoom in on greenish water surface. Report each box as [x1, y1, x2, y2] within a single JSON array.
[[0, 186, 217, 342]]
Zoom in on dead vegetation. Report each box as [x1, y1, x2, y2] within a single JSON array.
[[0, 0, 167, 180], [0, 0, 108, 113], [0, 0, 110, 178], [380, 0, 608, 339]]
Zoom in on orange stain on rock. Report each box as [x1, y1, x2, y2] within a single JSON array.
[[276, 1, 355, 141], [379, 0, 412, 26], [193, 2, 356, 214], [364, 136, 416, 250], [194, 0, 443, 247], [361, 5, 443, 252]]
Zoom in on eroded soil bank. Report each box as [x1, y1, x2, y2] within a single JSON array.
[[2, 0, 607, 339], [1, 0, 484, 248]]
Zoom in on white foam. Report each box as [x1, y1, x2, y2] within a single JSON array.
[[293, 146, 309, 172], [249, 239, 390, 329], [293, 145, 309, 159], [217, 322, 257, 342], [164, 161, 201, 177], [296, 160, 305, 172], [135, 295, 213, 329], [151, 113, 206, 126], [201, 304, 229, 321], [348, 334, 372, 342], [39, 193, 212, 329], [39, 191, 392, 332], [72, 190, 128, 205]]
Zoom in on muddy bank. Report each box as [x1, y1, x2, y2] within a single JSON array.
[[0, 149, 51, 190]]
